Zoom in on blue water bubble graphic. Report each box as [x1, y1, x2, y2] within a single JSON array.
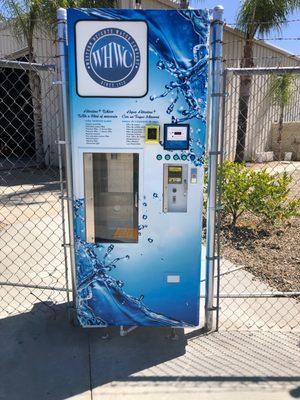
[[74, 199, 187, 327]]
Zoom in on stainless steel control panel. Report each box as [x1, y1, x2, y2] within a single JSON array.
[[163, 164, 188, 213]]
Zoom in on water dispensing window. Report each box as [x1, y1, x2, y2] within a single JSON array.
[[84, 153, 139, 243]]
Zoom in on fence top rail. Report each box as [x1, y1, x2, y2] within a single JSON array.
[[225, 66, 300, 75], [0, 59, 55, 71]]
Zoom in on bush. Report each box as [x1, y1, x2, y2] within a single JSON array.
[[248, 170, 300, 224], [219, 161, 300, 226], [219, 161, 253, 226]]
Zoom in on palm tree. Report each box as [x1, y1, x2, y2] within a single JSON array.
[[269, 73, 296, 160], [1, 0, 115, 165], [38, 0, 116, 25], [234, 0, 300, 163]]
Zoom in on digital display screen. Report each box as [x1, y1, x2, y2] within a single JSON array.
[[163, 124, 190, 150], [168, 166, 182, 184], [147, 127, 158, 140]]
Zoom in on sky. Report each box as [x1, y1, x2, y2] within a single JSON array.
[[192, 0, 300, 56]]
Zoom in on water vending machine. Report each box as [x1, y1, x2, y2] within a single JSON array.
[[66, 7, 210, 327]]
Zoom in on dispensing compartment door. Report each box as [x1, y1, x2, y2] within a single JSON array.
[[84, 153, 139, 243]]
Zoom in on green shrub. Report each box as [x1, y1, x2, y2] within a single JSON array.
[[248, 170, 300, 224], [219, 161, 300, 226], [219, 161, 253, 226]]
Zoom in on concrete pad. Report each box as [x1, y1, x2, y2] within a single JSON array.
[[0, 216, 69, 318], [218, 258, 300, 331], [93, 391, 298, 400], [0, 304, 299, 400], [0, 304, 91, 400], [90, 329, 300, 400]]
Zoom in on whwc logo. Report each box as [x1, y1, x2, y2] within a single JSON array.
[[84, 28, 141, 88]]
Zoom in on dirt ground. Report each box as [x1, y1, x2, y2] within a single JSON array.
[[219, 216, 300, 293]]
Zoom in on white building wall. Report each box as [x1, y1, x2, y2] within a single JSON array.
[[223, 27, 300, 161], [0, 23, 26, 57]]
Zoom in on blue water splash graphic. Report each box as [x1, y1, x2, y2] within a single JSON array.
[[149, 44, 208, 125], [74, 199, 187, 327], [78, 9, 209, 166]]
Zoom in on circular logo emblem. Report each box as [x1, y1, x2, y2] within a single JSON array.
[[84, 28, 140, 88]]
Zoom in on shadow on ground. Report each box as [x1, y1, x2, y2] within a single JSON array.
[[0, 303, 299, 400], [0, 303, 186, 400]]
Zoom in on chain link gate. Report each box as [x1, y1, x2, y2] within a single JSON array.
[[0, 58, 70, 318], [214, 66, 300, 331], [1, 18, 300, 334]]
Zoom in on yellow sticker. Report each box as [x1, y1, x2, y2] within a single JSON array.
[[145, 125, 160, 144]]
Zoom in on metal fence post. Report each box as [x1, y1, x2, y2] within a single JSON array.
[[205, 5, 224, 331], [57, 8, 78, 316], [215, 67, 227, 331]]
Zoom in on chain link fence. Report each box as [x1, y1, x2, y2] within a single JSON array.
[[216, 67, 300, 331], [1, 18, 300, 333], [0, 0, 126, 321], [0, 28, 70, 318]]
